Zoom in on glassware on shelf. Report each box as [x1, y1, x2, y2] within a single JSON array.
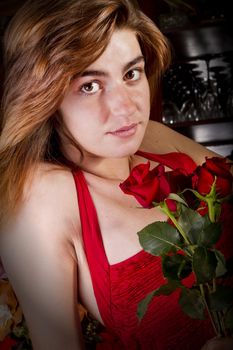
[[162, 100, 181, 125], [200, 55, 224, 120], [226, 89, 233, 118], [180, 88, 203, 122], [210, 65, 227, 107], [223, 52, 233, 119], [161, 54, 232, 125], [162, 63, 204, 124]]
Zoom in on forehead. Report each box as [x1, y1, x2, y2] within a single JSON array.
[[86, 29, 142, 70]]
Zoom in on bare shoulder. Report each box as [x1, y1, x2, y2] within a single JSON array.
[[141, 120, 218, 165], [0, 163, 83, 348], [25, 162, 76, 204], [0, 162, 80, 256], [25, 162, 79, 234]]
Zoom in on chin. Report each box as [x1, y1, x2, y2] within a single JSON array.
[[111, 140, 143, 158]]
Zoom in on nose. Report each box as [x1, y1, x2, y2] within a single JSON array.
[[105, 84, 137, 117]]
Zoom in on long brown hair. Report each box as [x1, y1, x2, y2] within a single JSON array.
[[0, 0, 171, 224]]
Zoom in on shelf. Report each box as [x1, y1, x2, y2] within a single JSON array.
[[166, 22, 233, 61], [174, 120, 233, 157]]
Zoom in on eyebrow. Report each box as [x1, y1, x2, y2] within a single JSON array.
[[80, 55, 145, 78]]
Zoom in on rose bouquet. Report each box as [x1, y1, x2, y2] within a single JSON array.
[[120, 155, 233, 338]]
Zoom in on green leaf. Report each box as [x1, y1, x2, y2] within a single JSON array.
[[162, 254, 192, 280], [154, 280, 181, 296], [188, 223, 206, 246], [198, 222, 222, 247], [179, 288, 206, 319], [214, 201, 222, 221], [193, 247, 218, 284], [138, 221, 181, 256], [186, 189, 206, 202], [208, 285, 233, 312], [137, 290, 155, 321], [184, 213, 221, 247], [167, 193, 188, 206], [137, 281, 180, 320], [178, 206, 205, 244], [213, 249, 227, 278], [224, 306, 233, 332]]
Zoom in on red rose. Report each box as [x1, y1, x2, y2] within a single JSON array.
[[166, 168, 192, 194], [120, 162, 170, 208], [192, 157, 233, 198], [120, 162, 191, 209]]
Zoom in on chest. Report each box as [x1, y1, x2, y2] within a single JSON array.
[[86, 178, 167, 265]]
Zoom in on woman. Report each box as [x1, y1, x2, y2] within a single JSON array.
[[0, 0, 232, 349]]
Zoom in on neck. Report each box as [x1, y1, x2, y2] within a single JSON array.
[[80, 155, 133, 182]]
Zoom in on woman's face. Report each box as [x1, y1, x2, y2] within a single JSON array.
[[60, 29, 151, 160]]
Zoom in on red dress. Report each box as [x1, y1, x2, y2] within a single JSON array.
[[72, 151, 232, 350]]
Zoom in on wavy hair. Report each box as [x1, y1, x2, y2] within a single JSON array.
[[0, 0, 171, 224]]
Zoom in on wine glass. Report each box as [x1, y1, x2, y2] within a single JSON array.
[[223, 52, 233, 119], [226, 89, 233, 118], [180, 90, 204, 122], [201, 55, 223, 120], [179, 62, 205, 122], [162, 100, 181, 125]]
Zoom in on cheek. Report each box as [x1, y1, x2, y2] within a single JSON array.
[[62, 108, 103, 149], [146, 85, 151, 110], [139, 80, 151, 114], [60, 97, 95, 131], [141, 77, 150, 98]]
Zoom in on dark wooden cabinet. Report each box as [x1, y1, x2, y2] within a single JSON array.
[[160, 23, 233, 157], [137, 0, 233, 157]]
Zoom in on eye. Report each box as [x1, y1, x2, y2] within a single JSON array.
[[80, 81, 101, 95], [124, 68, 141, 82]]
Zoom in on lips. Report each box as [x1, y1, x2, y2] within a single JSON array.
[[108, 123, 138, 135]]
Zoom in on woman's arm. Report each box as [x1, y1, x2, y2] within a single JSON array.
[[201, 337, 233, 350], [0, 167, 84, 350], [141, 120, 218, 165]]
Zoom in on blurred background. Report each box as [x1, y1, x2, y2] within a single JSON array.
[[136, 0, 233, 158]]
